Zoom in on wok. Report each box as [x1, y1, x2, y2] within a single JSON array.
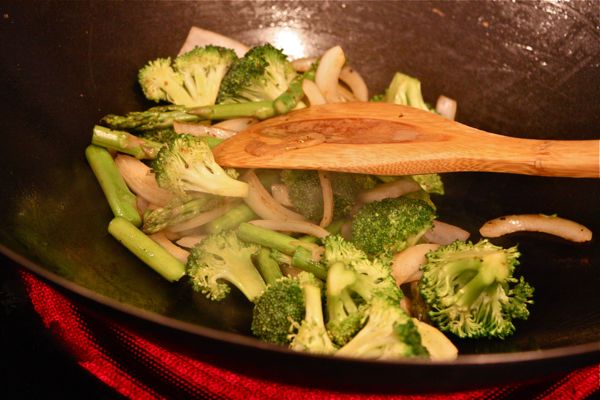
[[1, 0, 598, 393]]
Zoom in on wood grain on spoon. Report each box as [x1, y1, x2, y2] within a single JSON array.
[[212, 102, 599, 178]]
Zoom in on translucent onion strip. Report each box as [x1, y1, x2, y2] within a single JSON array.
[[178, 26, 249, 57], [271, 183, 294, 207], [176, 235, 206, 249], [480, 214, 593, 243], [318, 171, 334, 227], [391, 243, 440, 286], [249, 219, 330, 239], [243, 170, 306, 222], [291, 57, 317, 72], [436, 95, 457, 120], [114, 155, 173, 207], [336, 83, 356, 102], [302, 79, 327, 106], [315, 45, 346, 103], [150, 232, 190, 264], [213, 117, 258, 132], [167, 203, 232, 233], [173, 121, 237, 139], [423, 220, 470, 245], [413, 319, 458, 361], [339, 66, 368, 102], [357, 177, 421, 203]]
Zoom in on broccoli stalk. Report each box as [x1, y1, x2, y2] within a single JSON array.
[[289, 272, 337, 354], [108, 217, 185, 282], [351, 197, 436, 257], [255, 248, 284, 285], [92, 125, 163, 159], [152, 134, 248, 198], [186, 231, 266, 302], [85, 145, 142, 226], [204, 203, 257, 234], [142, 195, 221, 234], [236, 222, 327, 279], [419, 239, 534, 339], [336, 296, 429, 360]]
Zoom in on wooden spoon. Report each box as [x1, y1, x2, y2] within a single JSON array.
[[212, 102, 599, 178]]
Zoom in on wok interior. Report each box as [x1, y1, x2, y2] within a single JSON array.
[[1, 1, 598, 360]]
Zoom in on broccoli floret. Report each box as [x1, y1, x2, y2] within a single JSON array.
[[138, 46, 236, 107], [289, 272, 337, 355], [217, 44, 297, 104], [382, 72, 435, 112], [152, 134, 248, 198], [324, 235, 402, 345], [174, 45, 237, 106], [138, 58, 194, 106], [251, 275, 305, 345], [351, 197, 436, 257], [186, 231, 266, 302], [411, 174, 445, 195], [280, 170, 377, 222], [336, 296, 429, 360], [139, 128, 179, 144], [419, 240, 534, 339]]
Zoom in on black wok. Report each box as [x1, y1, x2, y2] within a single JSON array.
[[1, 0, 599, 393]]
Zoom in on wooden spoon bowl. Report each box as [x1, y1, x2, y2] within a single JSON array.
[[213, 102, 599, 178]]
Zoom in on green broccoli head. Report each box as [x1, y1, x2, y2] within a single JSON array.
[[351, 197, 436, 257], [419, 240, 534, 339], [175, 45, 237, 107], [138, 58, 194, 106], [251, 275, 305, 345], [336, 296, 429, 360], [152, 134, 248, 198], [280, 170, 377, 223], [324, 235, 403, 345], [186, 231, 265, 302], [410, 174, 445, 195], [383, 72, 434, 112], [288, 272, 337, 355], [217, 43, 297, 104]]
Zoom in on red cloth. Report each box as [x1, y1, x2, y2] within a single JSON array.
[[20, 270, 599, 400]]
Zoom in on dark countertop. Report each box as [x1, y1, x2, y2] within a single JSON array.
[[0, 260, 122, 399]]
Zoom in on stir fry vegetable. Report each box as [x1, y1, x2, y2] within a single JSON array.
[[86, 29, 593, 362]]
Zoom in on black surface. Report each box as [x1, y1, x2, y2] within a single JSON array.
[[0, 260, 122, 399], [0, 0, 599, 393]]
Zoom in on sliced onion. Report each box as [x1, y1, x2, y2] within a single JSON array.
[[291, 57, 318, 72], [413, 319, 458, 361], [435, 95, 457, 120], [336, 83, 356, 102], [357, 177, 421, 203], [136, 196, 149, 215], [249, 219, 330, 239], [167, 202, 232, 233], [115, 155, 173, 207], [480, 214, 593, 243], [318, 171, 334, 227], [176, 234, 206, 249], [271, 183, 294, 207], [339, 66, 368, 102], [302, 79, 327, 106], [173, 121, 237, 139], [391, 243, 440, 286], [150, 232, 190, 263], [243, 170, 306, 222], [423, 220, 470, 245], [400, 297, 413, 316], [178, 26, 249, 57], [213, 117, 258, 132], [315, 45, 346, 103]]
